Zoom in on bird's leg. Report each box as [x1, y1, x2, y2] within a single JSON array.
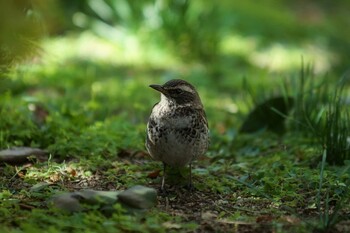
[[161, 162, 166, 192], [188, 163, 194, 191]]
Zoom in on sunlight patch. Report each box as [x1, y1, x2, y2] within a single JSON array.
[[250, 42, 334, 74], [40, 31, 179, 69]]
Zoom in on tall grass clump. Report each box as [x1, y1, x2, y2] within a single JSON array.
[[321, 80, 350, 165], [288, 64, 350, 165], [287, 62, 331, 134]]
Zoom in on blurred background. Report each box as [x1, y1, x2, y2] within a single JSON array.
[[1, 0, 349, 73], [0, 0, 349, 156], [2, 3, 350, 232]]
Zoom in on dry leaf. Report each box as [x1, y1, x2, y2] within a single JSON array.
[[162, 221, 182, 229], [256, 215, 274, 223], [280, 215, 300, 224], [67, 167, 77, 177], [50, 173, 60, 182], [147, 170, 160, 179]]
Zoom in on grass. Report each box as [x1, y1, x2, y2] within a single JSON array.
[[315, 149, 350, 232], [1, 33, 350, 232], [323, 86, 350, 165]]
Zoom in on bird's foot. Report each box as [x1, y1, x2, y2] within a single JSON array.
[[159, 186, 168, 196], [184, 183, 196, 192]]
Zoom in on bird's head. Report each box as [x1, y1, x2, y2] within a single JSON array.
[[150, 79, 203, 107]]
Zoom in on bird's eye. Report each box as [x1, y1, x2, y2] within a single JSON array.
[[171, 89, 183, 95]]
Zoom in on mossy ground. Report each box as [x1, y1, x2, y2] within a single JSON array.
[[1, 34, 349, 233]]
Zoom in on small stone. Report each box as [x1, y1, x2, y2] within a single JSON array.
[[162, 221, 182, 229], [30, 182, 51, 192], [202, 211, 217, 220], [50, 193, 83, 213], [0, 147, 47, 164], [49, 190, 119, 213], [117, 185, 157, 209], [75, 190, 119, 205]]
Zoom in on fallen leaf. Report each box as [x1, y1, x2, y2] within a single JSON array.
[[133, 150, 148, 159], [147, 170, 160, 179], [118, 149, 148, 159], [50, 173, 60, 182], [17, 171, 25, 178], [202, 211, 217, 220], [216, 123, 227, 134], [162, 221, 182, 229], [280, 215, 300, 224], [256, 215, 274, 223], [15, 165, 29, 178], [19, 203, 35, 210], [66, 167, 77, 177]]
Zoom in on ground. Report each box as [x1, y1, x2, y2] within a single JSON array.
[[1, 34, 350, 233], [1, 139, 349, 232]]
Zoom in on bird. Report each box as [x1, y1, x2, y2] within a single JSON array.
[[146, 79, 209, 191]]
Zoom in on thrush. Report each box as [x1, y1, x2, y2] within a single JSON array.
[[146, 79, 209, 191]]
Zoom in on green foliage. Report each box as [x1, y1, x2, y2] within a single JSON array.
[[0, 1, 64, 72], [2, 2, 350, 231], [314, 150, 350, 231], [287, 63, 331, 134], [322, 90, 350, 165], [56, 0, 350, 71], [242, 62, 350, 165], [0, 206, 192, 233], [0, 93, 42, 147], [0, 61, 148, 159], [286, 64, 350, 164]]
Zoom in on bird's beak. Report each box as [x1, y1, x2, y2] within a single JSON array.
[[149, 84, 167, 95]]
